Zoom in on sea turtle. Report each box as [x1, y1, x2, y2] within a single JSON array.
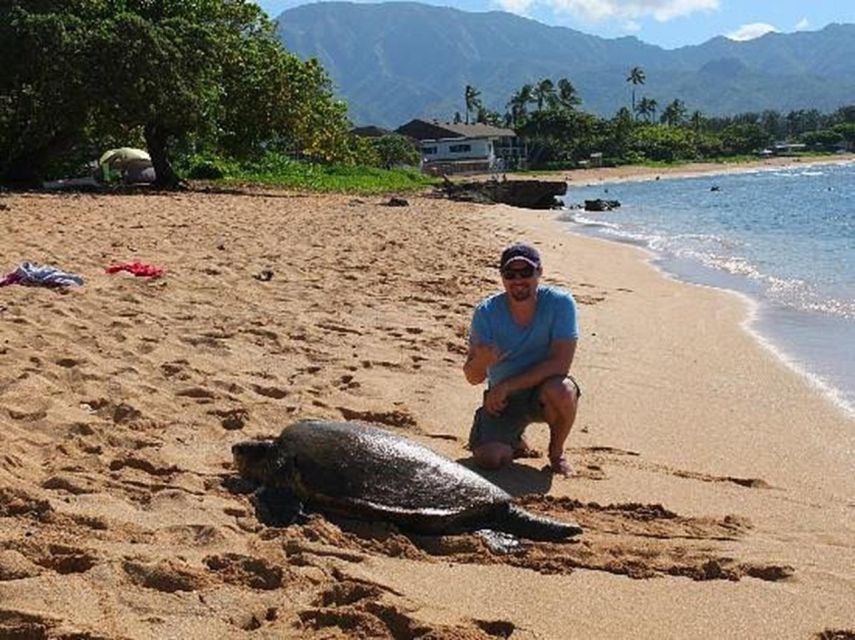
[[232, 420, 582, 541]]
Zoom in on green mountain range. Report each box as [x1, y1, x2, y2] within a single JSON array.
[[275, 2, 855, 127]]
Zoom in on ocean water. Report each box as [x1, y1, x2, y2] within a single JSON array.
[[559, 161, 855, 417]]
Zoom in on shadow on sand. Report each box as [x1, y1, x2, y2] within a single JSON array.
[[456, 457, 553, 497]]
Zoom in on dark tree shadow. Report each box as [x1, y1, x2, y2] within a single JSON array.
[[456, 456, 553, 497]]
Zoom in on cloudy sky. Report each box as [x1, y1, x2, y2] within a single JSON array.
[[257, 0, 854, 49]]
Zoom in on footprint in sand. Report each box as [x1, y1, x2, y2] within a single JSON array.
[[209, 407, 249, 430], [123, 558, 210, 593], [30, 544, 98, 575], [251, 384, 289, 399], [338, 407, 418, 429], [204, 553, 284, 590]]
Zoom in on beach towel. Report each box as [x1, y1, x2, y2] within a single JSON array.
[[0, 262, 84, 287], [106, 262, 165, 278]]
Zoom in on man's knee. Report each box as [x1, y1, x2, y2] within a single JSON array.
[[540, 377, 578, 412], [472, 443, 513, 470]]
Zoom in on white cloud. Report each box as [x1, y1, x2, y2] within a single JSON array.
[[497, 0, 535, 14], [622, 19, 642, 33], [541, 0, 719, 23], [795, 17, 810, 30], [726, 22, 778, 41]]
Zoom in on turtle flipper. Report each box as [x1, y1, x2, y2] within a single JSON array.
[[253, 486, 308, 527], [495, 505, 582, 541]]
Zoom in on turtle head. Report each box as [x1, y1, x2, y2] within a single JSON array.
[[232, 440, 279, 484]]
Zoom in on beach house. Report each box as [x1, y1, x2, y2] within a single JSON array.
[[396, 119, 521, 174]]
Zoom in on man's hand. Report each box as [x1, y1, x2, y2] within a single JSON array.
[[484, 382, 510, 416]]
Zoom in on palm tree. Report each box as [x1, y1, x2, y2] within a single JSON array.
[[690, 110, 705, 132], [464, 84, 482, 125], [636, 96, 657, 123], [660, 99, 687, 126], [626, 66, 646, 117], [532, 78, 555, 112], [556, 78, 581, 111], [506, 83, 534, 127]]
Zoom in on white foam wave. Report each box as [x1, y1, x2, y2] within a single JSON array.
[[739, 299, 855, 420]]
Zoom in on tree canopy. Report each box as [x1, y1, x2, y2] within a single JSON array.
[[0, 0, 355, 187]]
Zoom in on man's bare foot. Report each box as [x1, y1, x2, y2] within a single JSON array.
[[513, 436, 541, 459], [549, 455, 572, 477]]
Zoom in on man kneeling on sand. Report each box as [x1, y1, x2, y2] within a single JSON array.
[[463, 243, 580, 477]]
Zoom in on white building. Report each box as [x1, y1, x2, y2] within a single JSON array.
[[396, 119, 520, 174]]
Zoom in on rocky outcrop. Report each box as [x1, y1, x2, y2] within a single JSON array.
[[440, 177, 567, 210], [584, 198, 621, 211]]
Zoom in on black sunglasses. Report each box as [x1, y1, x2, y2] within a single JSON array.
[[501, 265, 536, 280]]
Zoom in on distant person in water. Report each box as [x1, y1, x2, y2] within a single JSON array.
[[463, 243, 580, 477]]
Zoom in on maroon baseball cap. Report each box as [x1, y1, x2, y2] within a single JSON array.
[[500, 243, 541, 270]]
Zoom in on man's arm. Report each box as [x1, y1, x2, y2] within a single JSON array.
[[463, 343, 503, 385], [493, 339, 576, 394]]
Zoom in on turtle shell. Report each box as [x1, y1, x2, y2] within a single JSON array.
[[271, 420, 511, 530]]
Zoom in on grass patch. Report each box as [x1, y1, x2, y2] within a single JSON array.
[[185, 153, 438, 194]]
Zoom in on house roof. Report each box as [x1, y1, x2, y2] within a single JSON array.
[[351, 125, 391, 138], [396, 119, 515, 141]]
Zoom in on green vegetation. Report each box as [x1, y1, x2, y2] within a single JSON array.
[[0, 1, 408, 189], [184, 152, 436, 194], [463, 69, 855, 169], [3, 1, 852, 190]]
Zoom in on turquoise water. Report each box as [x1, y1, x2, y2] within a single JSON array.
[[560, 161, 855, 416]]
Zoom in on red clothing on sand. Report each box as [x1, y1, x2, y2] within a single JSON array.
[[106, 262, 165, 278]]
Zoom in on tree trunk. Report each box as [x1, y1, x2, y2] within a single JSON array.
[[143, 124, 181, 189]]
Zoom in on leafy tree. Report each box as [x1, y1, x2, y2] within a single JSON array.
[[800, 129, 844, 149], [785, 109, 822, 137], [1, 1, 355, 187], [0, 3, 93, 184], [506, 84, 534, 127], [630, 124, 696, 162], [831, 105, 855, 124], [371, 134, 420, 168], [517, 108, 601, 166], [636, 96, 657, 122], [760, 110, 785, 140], [596, 108, 633, 160], [832, 122, 855, 149], [86, 5, 229, 186], [721, 123, 768, 154], [475, 106, 504, 126], [532, 78, 555, 112], [556, 78, 581, 111], [215, 17, 352, 164], [464, 84, 482, 124], [626, 66, 645, 117], [689, 110, 706, 133], [660, 99, 687, 127]]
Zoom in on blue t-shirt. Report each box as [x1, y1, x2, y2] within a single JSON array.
[[469, 285, 579, 387]]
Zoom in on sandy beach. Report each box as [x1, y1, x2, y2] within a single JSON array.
[[0, 160, 852, 639]]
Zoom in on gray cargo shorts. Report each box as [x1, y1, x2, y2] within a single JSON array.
[[468, 375, 581, 450]]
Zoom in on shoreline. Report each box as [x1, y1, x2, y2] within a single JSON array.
[[562, 218, 855, 420], [555, 159, 855, 420], [532, 153, 855, 186], [0, 189, 852, 638]]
